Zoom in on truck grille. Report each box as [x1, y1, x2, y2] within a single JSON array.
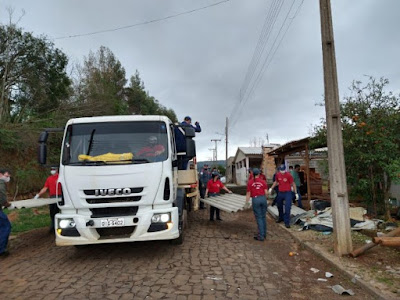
[[90, 207, 138, 218], [86, 196, 141, 204], [96, 226, 136, 239]]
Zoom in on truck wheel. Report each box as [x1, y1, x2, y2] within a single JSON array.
[[171, 209, 186, 245]]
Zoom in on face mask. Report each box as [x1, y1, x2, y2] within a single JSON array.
[[51, 170, 57, 175], [280, 170, 285, 174], [2, 176, 10, 183]]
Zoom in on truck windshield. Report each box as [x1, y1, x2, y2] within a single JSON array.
[[62, 121, 168, 165]]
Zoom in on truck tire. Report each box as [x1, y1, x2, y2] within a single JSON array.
[[171, 209, 186, 245]]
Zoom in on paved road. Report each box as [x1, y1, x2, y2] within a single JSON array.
[[0, 209, 375, 300]]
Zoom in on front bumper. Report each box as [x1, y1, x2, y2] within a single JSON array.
[[55, 207, 179, 246]]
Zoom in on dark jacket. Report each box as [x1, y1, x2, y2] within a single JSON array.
[[0, 180, 7, 208], [174, 121, 201, 153]]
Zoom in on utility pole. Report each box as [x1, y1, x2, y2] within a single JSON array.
[[225, 117, 229, 170], [319, 0, 352, 256], [208, 148, 216, 161], [211, 139, 221, 161]]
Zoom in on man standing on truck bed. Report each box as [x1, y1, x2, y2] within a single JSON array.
[[174, 116, 201, 170], [34, 167, 62, 232]]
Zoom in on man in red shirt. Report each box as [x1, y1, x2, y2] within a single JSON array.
[[136, 136, 166, 162], [269, 164, 298, 228], [245, 168, 268, 241], [34, 167, 62, 232]]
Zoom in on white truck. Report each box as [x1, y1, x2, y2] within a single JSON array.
[[38, 115, 199, 246]]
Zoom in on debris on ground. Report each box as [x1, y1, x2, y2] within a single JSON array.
[[310, 267, 320, 273], [332, 284, 355, 296], [325, 272, 334, 278]]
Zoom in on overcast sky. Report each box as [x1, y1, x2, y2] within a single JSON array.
[[1, 0, 399, 161]]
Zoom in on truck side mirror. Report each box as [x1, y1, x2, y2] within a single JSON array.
[[38, 131, 49, 143], [186, 139, 196, 159], [38, 143, 47, 165]]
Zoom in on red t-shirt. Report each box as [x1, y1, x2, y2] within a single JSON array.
[[247, 178, 268, 197], [275, 172, 293, 192], [207, 179, 225, 194], [137, 145, 165, 157], [44, 174, 62, 196], [259, 173, 266, 181]]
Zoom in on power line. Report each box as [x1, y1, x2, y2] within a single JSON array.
[[229, 0, 284, 127], [229, 0, 282, 124], [229, 0, 304, 129], [54, 0, 231, 40]]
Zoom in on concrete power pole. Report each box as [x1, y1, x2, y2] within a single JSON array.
[[211, 139, 221, 161], [319, 0, 353, 255]]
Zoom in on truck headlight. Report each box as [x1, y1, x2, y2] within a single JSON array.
[[59, 218, 76, 229], [151, 213, 170, 223]]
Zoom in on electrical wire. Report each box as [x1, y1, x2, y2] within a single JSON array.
[[229, 0, 304, 129], [54, 0, 231, 40]]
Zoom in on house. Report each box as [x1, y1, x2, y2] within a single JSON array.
[[233, 147, 263, 185]]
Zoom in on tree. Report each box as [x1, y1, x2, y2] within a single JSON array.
[[312, 77, 400, 218], [126, 70, 177, 122], [0, 23, 71, 123], [72, 46, 127, 116]]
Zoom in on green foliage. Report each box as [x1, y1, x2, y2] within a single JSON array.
[[0, 23, 71, 123], [312, 77, 400, 216], [126, 70, 177, 122], [0, 128, 21, 151], [5, 206, 50, 234]]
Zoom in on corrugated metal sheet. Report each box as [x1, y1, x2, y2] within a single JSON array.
[[12, 198, 58, 209], [200, 193, 247, 213], [238, 147, 263, 155]]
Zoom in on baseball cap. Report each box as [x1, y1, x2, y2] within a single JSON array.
[[278, 164, 286, 171], [252, 168, 260, 175], [184, 116, 191, 121]]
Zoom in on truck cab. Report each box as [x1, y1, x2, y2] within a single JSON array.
[[38, 115, 198, 246]]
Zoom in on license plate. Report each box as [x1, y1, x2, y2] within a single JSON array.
[[100, 218, 125, 227]]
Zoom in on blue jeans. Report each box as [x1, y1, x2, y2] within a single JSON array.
[[0, 210, 11, 254], [252, 195, 267, 239], [292, 186, 303, 208], [276, 191, 292, 226], [209, 193, 221, 220]]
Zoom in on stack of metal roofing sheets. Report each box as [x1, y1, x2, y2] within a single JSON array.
[[200, 193, 247, 213]]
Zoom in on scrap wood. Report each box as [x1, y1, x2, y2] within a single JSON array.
[[372, 237, 400, 247], [350, 227, 400, 257]]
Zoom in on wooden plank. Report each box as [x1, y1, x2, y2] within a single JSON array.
[[373, 237, 400, 247], [350, 227, 400, 257]]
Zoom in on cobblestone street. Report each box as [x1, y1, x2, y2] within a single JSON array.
[[0, 209, 375, 299]]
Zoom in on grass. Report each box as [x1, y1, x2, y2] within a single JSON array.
[[377, 276, 394, 287], [5, 206, 50, 234]]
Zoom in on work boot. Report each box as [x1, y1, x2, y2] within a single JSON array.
[[0, 250, 10, 257], [275, 219, 283, 223], [285, 224, 291, 228]]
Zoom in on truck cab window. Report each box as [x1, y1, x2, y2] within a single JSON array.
[[62, 121, 168, 165]]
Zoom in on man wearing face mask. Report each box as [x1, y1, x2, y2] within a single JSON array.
[[0, 168, 14, 257], [34, 167, 61, 232], [269, 164, 298, 228]]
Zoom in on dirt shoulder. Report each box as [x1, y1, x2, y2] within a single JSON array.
[[283, 224, 400, 300]]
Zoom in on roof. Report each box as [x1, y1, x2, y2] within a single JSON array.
[[238, 147, 263, 155], [267, 137, 326, 157]]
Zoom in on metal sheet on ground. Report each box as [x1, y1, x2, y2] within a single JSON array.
[[200, 193, 247, 213], [12, 198, 59, 209]]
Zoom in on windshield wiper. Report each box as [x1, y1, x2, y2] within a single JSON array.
[[86, 129, 96, 155], [132, 158, 150, 164]]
